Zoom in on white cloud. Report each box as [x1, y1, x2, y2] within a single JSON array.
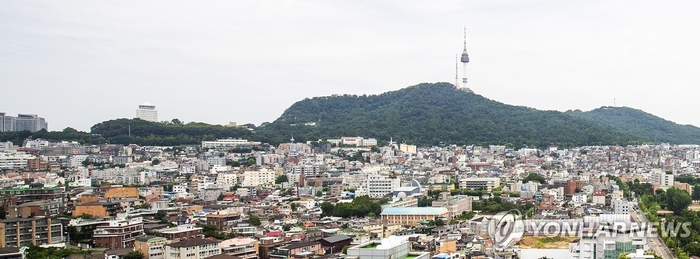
[[1, 0, 699, 131]]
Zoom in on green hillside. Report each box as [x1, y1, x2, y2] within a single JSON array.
[[256, 82, 640, 148], [566, 106, 700, 144]]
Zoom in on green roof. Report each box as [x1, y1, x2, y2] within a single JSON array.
[[380, 207, 448, 215]]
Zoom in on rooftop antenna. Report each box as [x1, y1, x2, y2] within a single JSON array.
[[454, 55, 460, 89]]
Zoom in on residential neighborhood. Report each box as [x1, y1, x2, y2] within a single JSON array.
[[0, 137, 698, 259]]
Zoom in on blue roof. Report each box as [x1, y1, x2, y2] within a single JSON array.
[[381, 207, 448, 215]]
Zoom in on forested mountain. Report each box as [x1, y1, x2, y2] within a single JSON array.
[[566, 106, 700, 144], [5, 83, 696, 147], [255, 83, 641, 148], [89, 118, 254, 146]]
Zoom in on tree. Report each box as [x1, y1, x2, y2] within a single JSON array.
[[245, 157, 256, 166], [693, 184, 700, 201], [320, 202, 335, 217], [665, 187, 692, 215], [123, 251, 145, 259], [434, 219, 445, 227], [248, 214, 261, 226], [618, 253, 629, 259], [151, 159, 160, 165], [275, 175, 289, 184], [522, 173, 546, 184], [316, 190, 323, 197]]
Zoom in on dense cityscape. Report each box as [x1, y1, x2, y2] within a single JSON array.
[[5, 1, 700, 259], [1, 103, 699, 259]]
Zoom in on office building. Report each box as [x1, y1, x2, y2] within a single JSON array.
[[380, 207, 449, 225], [136, 102, 158, 122], [458, 177, 501, 192], [0, 113, 47, 132]]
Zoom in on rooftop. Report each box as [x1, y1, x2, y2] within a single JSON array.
[[381, 207, 448, 216], [167, 238, 221, 248]]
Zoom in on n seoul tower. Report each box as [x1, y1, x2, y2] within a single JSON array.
[[460, 27, 473, 92]]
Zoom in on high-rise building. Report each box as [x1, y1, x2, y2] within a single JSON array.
[[0, 113, 47, 132], [136, 102, 158, 122]]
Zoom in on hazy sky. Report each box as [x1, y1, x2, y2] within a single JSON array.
[[2, 1, 700, 131]]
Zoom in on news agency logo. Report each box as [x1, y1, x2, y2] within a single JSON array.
[[488, 209, 525, 250], [487, 209, 693, 249]]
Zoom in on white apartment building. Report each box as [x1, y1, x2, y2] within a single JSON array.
[[206, 156, 226, 167], [180, 164, 196, 175], [459, 177, 501, 192], [202, 139, 257, 149], [165, 239, 221, 259], [572, 193, 587, 206], [289, 164, 320, 175], [136, 102, 158, 122], [0, 142, 13, 152], [651, 169, 674, 186], [0, 152, 34, 170], [216, 172, 239, 189], [242, 168, 276, 187], [355, 174, 401, 198], [173, 185, 188, 194], [612, 199, 630, 214]]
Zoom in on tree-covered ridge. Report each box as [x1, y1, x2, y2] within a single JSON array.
[[566, 106, 700, 144], [0, 119, 255, 146], [90, 118, 254, 146], [0, 128, 107, 146], [257, 82, 640, 148]]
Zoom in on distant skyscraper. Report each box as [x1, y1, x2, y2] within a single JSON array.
[[0, 113, 47, 132], [136, 102, 158, 122], [0, 113, 5, 132]]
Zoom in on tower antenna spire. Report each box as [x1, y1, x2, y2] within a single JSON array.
[[463, 26, 467, 52]]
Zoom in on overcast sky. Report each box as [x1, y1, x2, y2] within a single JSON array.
[[2, 1, 700, 131]]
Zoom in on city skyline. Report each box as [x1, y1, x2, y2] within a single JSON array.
[[2, 1, 700, 131]]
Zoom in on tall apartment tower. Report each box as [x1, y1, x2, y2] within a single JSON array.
[[136, 102, 158, 122]]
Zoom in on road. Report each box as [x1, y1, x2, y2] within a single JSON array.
[[631, 208, 675, 259]]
